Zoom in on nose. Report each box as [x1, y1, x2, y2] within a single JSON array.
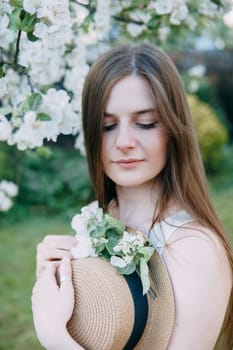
[[115, 123, 136, 151]]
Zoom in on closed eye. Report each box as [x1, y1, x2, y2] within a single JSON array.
[[103, 123, 117, 132], [136, 121, 158, 129]]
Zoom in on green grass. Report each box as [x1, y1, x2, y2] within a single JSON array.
[[0, 212, 73, 350], [0, 183, 232, 350]]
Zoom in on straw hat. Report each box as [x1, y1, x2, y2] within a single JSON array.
[[67, 230, 175, 350]]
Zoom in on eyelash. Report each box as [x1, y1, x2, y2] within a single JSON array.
[[103, 122, 158, 132]]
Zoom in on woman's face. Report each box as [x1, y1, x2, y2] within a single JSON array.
[[101, 75, 168, 190]]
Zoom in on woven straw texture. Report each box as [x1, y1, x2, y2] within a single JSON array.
[[67, 258, 134, 350], [67, 246, 175, 349]]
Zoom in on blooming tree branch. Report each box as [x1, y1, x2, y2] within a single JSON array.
[[0, 0, 231, 154]]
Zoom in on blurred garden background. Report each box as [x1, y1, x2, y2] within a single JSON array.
[[0, 0, 233, 349]]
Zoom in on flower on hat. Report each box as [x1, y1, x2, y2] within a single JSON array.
[[71, 203, 155, 295]]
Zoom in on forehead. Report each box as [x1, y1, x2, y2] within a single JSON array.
[[105, 75, 155, 113]]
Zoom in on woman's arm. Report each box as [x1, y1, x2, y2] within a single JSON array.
[[163, 225, 232, 350], [32, 257, 84, 350]]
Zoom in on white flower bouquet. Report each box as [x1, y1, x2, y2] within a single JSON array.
[[71, 202, 155, 295]]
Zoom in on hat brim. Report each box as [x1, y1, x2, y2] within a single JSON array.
[[67, 233, 175, 350]]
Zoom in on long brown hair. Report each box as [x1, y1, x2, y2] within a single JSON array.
[[82, 42, 233, 347]]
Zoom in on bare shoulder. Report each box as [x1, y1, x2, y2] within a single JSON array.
[[162, 223, 232, 349]]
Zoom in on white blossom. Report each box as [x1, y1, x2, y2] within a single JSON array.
[[127, 23, 147, 37], [0, 180, 18, 212], [23, 0, 41, 15], [110, 256, 127, 268], [158, 26, 171, 41], [0, 191, 12, 211], [0, 115, 11, 141], [199, 0, 219, 17], [71, 215, 90, 237], [188, 64, 206, 77], [71, 235, 96, 259], [0, 180, 18, 197], [151, 0, 173, 15], [170, 4, 189, 25], [37, 0, 71, 27], [0, 13, 15, 50], [94, 0, 111, 40], [185, 15, 197, 30], [0, 78, 8, 98]]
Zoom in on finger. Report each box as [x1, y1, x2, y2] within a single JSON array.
[[59, 257, 74, 298], [36, 260, 61, 280], [37, 247, 73, 262], [41, 235, 77, 249]]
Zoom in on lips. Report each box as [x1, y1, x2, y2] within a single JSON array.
[[114, 158, 143, 164], [112, 159, 144, 170]]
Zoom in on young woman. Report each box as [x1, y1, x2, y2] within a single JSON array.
[[32, 43, 233, 350]]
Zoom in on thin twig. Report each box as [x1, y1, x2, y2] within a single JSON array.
[[14, 30, 22, 64]]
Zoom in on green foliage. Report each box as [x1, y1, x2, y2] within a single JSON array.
[[0, 143, 94, 214], [188, 95, 228, 172]]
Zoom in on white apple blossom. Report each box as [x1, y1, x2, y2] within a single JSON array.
[[0, 0, 13, 15], [37, 0, 71, 27], [0, 0, 227, 154], [19, 39, 66, 86], [151, 0, 173, 15], [199, 0, 219, 17], [0, 78, 8, 98], [188, 64, 206, 77], [127, 23, 147, 37], [130, 9, 151, 23], [170, 4, 189, 25], [0, 180, 18, 197], [0, 180, 18, 212], [0, 114, 12, 141], [185, 14, 197, 30], [158, 26, 171, 41], [94, 0, 111, 40], [0, 191, 12, 212], [1, 69, 30, 107], [13, 111, 44, 150], [0, 12, 15, 50], [23, 0, 41, 15], [41, 89, 79, 135]]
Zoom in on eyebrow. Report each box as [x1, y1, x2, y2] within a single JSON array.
[[104, 108, 156, 117]]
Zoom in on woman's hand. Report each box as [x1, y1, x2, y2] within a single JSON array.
[[36, 235, 77, 278], [32, 257, 82, 350]]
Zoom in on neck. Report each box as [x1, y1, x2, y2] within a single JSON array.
[[110, 182, 159, 234]]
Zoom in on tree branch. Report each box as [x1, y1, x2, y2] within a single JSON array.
[[14, 30, 22, 64]]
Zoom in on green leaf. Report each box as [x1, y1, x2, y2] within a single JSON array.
[[27, 31, 39, 42], [21, 12, 37, 32], [138, 246, 155, 262], [37, 113, 51, 121], [140, 258, 150, 295], [27, 93, 42, 110], [105, 227, 123, 239], [105, 214, 125, 235], [8, 8, 22, 31], [117, 260, 136, 275], [0, 63, 5, 78], [99, 249, 111, 260], [93, 241, 106, 254], [89, 226, 106, 238], [9, 0, 23, 8], [106, 236, 119, 255]]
